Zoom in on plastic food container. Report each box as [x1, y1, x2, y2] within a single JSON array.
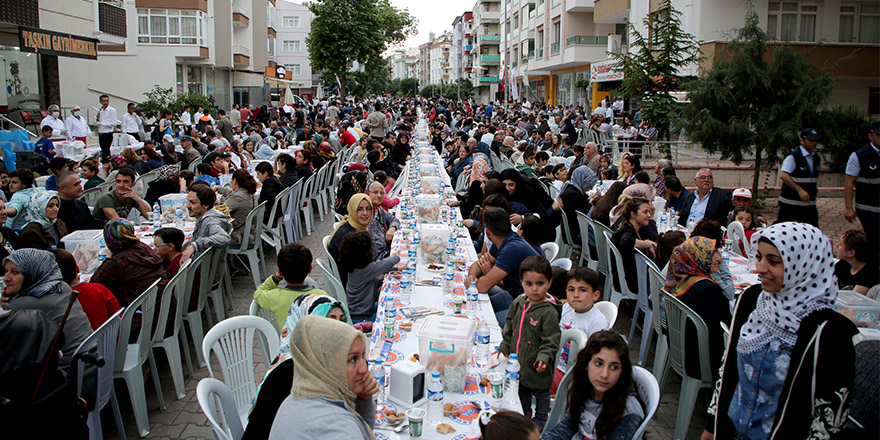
[[419, 164, 438, 177], [159, 193, 188, 219], [415, 315, 476, 392], [419, 154, 434, 165], [61, 229, 105, 274], [835, 290, 880, 328], [421, 176, 442, 195], [419, 224, 450, 266], [415, 194, 441, 224]]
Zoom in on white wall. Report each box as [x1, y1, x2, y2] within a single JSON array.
[[275, 0, 313, 87]]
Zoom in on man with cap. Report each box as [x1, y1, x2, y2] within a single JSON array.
[[180, 135, 202, 167], [728, 188, 767, 227], [777, 128, 821, 226], [121, 102, 141, 141], [64, 105, 90, 143], [40, 104, 67, 142], [844, 120, 880, 252]]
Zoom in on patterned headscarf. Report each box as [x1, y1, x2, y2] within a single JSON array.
[[107, 155, 126, 170], [737, 222, 837, 354], [26, 190, 59, 229], [469, 153, 491, 185], [277, 294, 348, 358], [156, 164, 180, 181], [103, 218, 140, 253], [665, 237, 718, 297], [3, 249, 64, 299]]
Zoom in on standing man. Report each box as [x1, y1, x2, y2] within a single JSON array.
[[239, 104, 251, 127], [40, 104, 67, 143], [64, 105, 90, 143], [181, 104, 193, 134], [366, 102, 388, 141], [97, 94, 117, 160], [215, 110, 235, 146], [844, 120, 880, 252], [777, 128, 821, 227], [121, 103, 140, 141], [229, 104, 241, 128]]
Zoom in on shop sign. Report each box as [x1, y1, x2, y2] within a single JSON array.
[[590, 59, 623, 82], [19, 27, 98, 60]]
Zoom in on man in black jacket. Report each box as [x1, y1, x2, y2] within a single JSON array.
[[57, 171, 97, 233], [677, 168, 734, 226]]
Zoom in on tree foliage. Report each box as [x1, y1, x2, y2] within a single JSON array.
[[307, 0, 416, 99], [809, 106, 871, 172], [139, 86, 213, 121], [398, 78, 420, 97], [681, 8, 834, 195], [611, 1, 700, 146], [419, 79, 473, 101]]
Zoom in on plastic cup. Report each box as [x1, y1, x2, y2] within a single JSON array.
[[487, 372, 504, 400], [406, 407, 426, 437]]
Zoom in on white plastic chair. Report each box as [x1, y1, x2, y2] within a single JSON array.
[[576, 211, 599, 270], [594, 300, 618, 328], [592, 221, 613, 298], [261, 186, 291, 255], [602, 230, 639, 307], [726, 220, 750, 257], [543, 360, 577, 435], [315, 258, 353, 325], [648, 265, 670, 377], [74, 309, 125, 440], [203, 316, 281, 427], [632, 366, 661, 439], [114, 278, 163, 437], [151, 259, 191, 400], [197, 378, 244, 440], [283, 178, 303, 243], [309, 165, 327, 222], [181, 247, 214, 370], [630, 250, 656, 366], [541, 242, 560, 262], [298, 174, 316, 236], [556, 209, 581, 261], [660, 291, 714, 440], [550, 258, 572, 271], [227, 201, 268, 290], [248, 299, 282, 366], [322, 235, 341, 281], [206, 247, 229, 323]]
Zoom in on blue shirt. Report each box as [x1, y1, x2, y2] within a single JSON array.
[[35, 137, 55, 159], [45, 175, 58, 191], [195, 175, 220, 186], [690, 188, 713, 222], [488, 231, 540, 297], [728, 339, 793, 440], [669, 187, 691, 213]]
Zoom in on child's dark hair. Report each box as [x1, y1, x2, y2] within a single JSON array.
[[180, 169, 195, 187], [478, 410, 539, 440], [519, 255, 552, 281], [656, 230, 687, 269], [633, 170, 650, 184], [548, 267, 568, 301], [154, 227, 185, 253], [518, 214, 541, 246], [731, 206, 756, 231], [196, 162, 212, 176], [52, 249, 78, 284], [338, 231, 373, 273], [366, 150, 381, 164], [276, 242, 312, 283], [49, 157, 68, 174], [374, 170, 388, 184], [255, 161, 274, 176], [566, 266, 600, 292], [568, 331, 637, 440]]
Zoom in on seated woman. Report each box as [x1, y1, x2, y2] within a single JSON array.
[[144, 164, 182, 207], [327, 194, 373, 282], [542, 331, 645, 440], [121, 147, 150, 175], [691, 220, 736, 301], [468, 194, 512, 255], [618, 153, 641, 186], [19, 191, 67, 250], [81, 158, 105, 190], [550, 165, 596, 242], [1, 248, 92, 372], [598, 154, 618, 181], [703, 223, 857, 439], [664, 237, 730, 387], [339, 231, 399, 322], [366, 181, 400, 259], [140, 144, 165, 171], [611, 197, 656, 295], [450, 144, 473, 182], [219, 169, 258, 248], [245, 294, 349, 440], [835, 229, 879, 295], [90, 219, 165, 307], [294, 149, 314, 181], [241, 138, 257, 162], [268, 315, 378, 440], [590, 181, 627, 228], [610, 183, 658, 241]]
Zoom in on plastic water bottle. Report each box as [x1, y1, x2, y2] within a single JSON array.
[[467, 281, 479, 316], [443, 261, 454, 296], [175, 206, 185, 228], [659, 214, 668, 234], [427, 371, 444, 423], [370, 359, 385, 406], [98, 243, 107, 263], [152, 203, 161, 223], [476, 320, 491, 369], [384, 301, 396, 340], [503, 354, 521, 411], [446, 236, 456, 257], [686, 215, 697, 235]]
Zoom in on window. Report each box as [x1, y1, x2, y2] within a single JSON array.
[[187, 65, 203, 94], [137, 9, 206, 45], [841, 3, 880, 43], [282, 15, 300, 28], [284, 64, 302, 76], [767, 2, 818, 42], [513, 13, 519, 30], [283, 40, 301, 52]]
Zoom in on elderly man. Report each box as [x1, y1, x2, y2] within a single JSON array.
[[179, 135, 203, 168], [777, 128, 821, 227], [583, 142, 601, 175], [56, 171, 96, 233], [653, 159, 674, 197], [64, 105, 90, 143], [677, 168, 733, 226], [40, 104, 67, 142]]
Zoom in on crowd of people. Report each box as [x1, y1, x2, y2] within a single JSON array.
[[1, 94, 877, 439]]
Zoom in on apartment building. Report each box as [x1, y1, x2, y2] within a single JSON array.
[[389, 47, 419, 81], [418, 37, 432, 89], [451, 12, 475, 88], [275, 0, 316, 99], [472, 0, 503, 103], [429, 32, 453, 85]]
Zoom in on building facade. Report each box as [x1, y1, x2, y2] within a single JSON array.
[[389, 47, 419, 81], [451, 12, 475, 93], [429, 32, 453, 85], [472, 0, 503, 103], [275, 0, 317, 99]]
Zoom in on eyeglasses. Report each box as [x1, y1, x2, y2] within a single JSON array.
[[697, 175, 713, 181], [153, 243, 171, 250]]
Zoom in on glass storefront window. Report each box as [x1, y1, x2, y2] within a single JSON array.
[[187, 65, 203, 94], [176, 64, 184, 94], [556, 73, 571, 107]]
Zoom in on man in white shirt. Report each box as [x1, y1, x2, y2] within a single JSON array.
[[181, 105, 193, 133], [97, 94, 117, 160], [40, 104, 67, 142], [604, 104, 614, 122], [121, 102, 140, 141], [612, 97, 624, 114], [64, 105, 90, 143], [193, 106, 204, 124], [229, 104, 241, 127]]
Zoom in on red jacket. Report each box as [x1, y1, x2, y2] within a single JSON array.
[[74, 282, 121, 330]]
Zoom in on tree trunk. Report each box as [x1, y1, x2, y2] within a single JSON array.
[[339, 75, 348, 101], [752, 143, 762, 205]]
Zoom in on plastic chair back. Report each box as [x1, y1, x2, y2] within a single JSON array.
[[559, 208, 581, 253], [547, 327, 589, 430], [661, 291, 713, 382], [283, 177, 303, 243], [265, 185, 291, 231], [152, 260, 191, 343], [647, 262, 669, 375], [249, 299, 282, 366], [632, 366, 661, 440], [182, 248, 212, 321], [237, 201, 266, 253], [75, 308, 123, 404], [594, 301, 618, 328], [315, 258, 352, 325], [203, 316, 280, 421], [322, 235, 341, 281], [543, 364, 577, 435], [550, 258, 572, 271], [115, 278, 161, 373], [603, 230, 639, 306], [593, 220, 613, 277], [540, 242, 559, 262], [726, 220, 750, 257], [576, 211, 598, 270], [197, 377, 244, 440]]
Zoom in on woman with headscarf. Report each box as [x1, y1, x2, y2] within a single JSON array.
[[1, 248, 92, 371], [91, 219, 165, 306], [327, 194, 373, 278], [145, 164, 181, 206], [609, 182, 655, 228], [244, 295, 349, 440], [469, 152, 492, 187], [19, 191, 68, 250], [449, 144, 474, 183], [302, 135, 326, 170], [366, 182, 400, 260], [256, 136, 277, 160], [388, 132, 411, 166], [310, 133, 336, 163], [703, 223, 858, 440], [549, 165, 597, 242], [268, 315, 377, 440]]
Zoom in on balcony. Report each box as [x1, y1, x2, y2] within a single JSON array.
[[566, 0, 595, 12], [479, 34, 501, 45], [566, 35, 608, 46], [536, 47, 543, 58], [233, 46, 250, 66], [480, 54, 501, 65], [479, 10, 500, 24], [550, 42, 560, 54], [233, 1, 249, 27], [594, 0, 630, 23], [98, 1, 127, 40], [465, 44, 473, 54], [479, 76, 502, 82]]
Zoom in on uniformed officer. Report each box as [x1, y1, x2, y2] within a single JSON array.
[[777, 128, 821, 227]]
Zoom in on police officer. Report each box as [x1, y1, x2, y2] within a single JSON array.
[[777, 128, 820, 227], [844, 120, 880, 253]]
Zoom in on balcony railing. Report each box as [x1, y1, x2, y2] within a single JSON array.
[[479, 76, 501, 82], [536, 47, 543, 57], [233, 45, 250, 56], [550, 42, 560, 54], [479, 34, 502, 44], [566, 35, 609, 45], [480, 54, 501, 62], [99, 1, 127, 38]]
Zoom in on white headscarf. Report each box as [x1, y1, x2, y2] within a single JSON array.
[[737, 222, 837, 354]]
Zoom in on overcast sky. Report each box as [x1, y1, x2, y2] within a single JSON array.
[[388, 0, 477, 50]]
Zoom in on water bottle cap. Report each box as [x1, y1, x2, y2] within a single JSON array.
[[510, 354, 517, 360], [470, 281, 476, 287], [432, 371, 440, 377]]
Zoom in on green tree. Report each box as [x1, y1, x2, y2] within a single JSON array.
[[307, 0, 415, 99], [399, 77, 419, 97], [681, 8, 833, 196], [139, 86, 213, 121], [610, 0, 700, 147]]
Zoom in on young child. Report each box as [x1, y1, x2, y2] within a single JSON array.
[[254, 242, 327, 330], [44, 157, 69, 191], [552, 267, 609, 395], [35, 125, 56, 160], [542, 331, 645, 440], [478, 410, 540, 440], [516, 150, 537, 178], [730, 206, 756, 255], [53, 248, 120, 330], [338, 230, 399, 322], [497, 255, 561, 427], [517, 214, 544, 256], [194, 162, 220, 187], [153, 227, 202, 311]]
